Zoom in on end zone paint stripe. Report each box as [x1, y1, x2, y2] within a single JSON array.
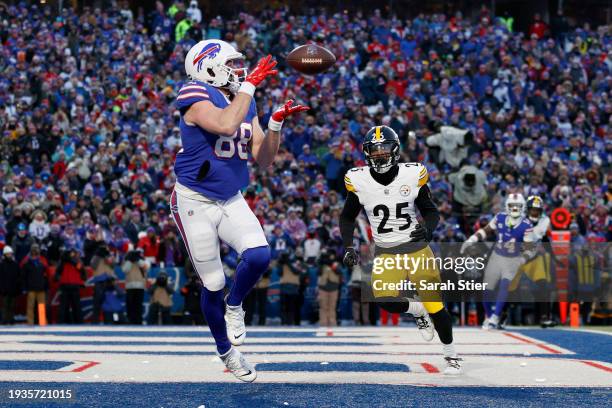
[[420, 363, 439, 373], [503, 332, 562, 354], [71, 361, 100, 373], [580, 360, 612, 373]]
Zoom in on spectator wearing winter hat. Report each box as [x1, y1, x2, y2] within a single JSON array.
[[123, 211, 142, 244], [11, 223, 33, 264], [0, 246, 21, 324], [282, 209, 307, 243], [29, 210, 50, 243], [157, 226, 185, 268], [41, 224, 63, 266], [138, 227, 160, 265], [269, 225, 295, 260]]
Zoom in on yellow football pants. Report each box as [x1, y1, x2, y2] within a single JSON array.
[[510, 254, 551, 291], [372, 246, 444, 314]]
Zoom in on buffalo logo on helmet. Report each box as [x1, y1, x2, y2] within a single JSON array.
[[193, 43, 221, 72]]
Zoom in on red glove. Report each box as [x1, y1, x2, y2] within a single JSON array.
[[268, 100, 309, 132], [239, 55, 278, 96]]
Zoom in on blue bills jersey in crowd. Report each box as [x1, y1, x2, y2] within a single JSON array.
[[488, 213, 533, 257], [174, 80, 257, 201]]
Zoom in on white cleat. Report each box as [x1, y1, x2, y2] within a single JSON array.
[[415, 314, 435, 342], [225, 300, 246, 346], [482, 317, 499, 330], [481, 318, 491, 330], [482, 315, 500, 331], [219, 348, 257, 382], [443, 357, 463, 375]]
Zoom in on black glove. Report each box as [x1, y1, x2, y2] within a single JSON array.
[[342, 247, 358, 268], [410, 224, 431, 242]]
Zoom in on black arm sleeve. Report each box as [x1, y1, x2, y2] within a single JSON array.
[[340, 191, 362, 248], [414, 185, 440, 236]]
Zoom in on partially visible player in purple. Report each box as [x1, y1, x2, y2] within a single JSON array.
[[171, 40, 308, 382], [461, 194, 535, 330]]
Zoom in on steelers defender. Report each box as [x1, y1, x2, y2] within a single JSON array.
[[340, 125, 462, 375]]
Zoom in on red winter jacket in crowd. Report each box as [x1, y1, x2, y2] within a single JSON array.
[[55, 261, 86, 286], [138, 236, 160, 259]]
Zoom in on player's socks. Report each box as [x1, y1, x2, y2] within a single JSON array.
[[200, 288, 231, 355], [407, 301, 425, 316], [494, 278, 511, 323], [443, 343, 457, 358], [483, 289, 496, 317], [226, 246, 271, 306], [429, 308, 462, 374], [429, 308, 453, 344]]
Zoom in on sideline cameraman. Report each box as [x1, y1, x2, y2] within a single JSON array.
[[55, 247, 86, 324], [90, 246, 116, 324], [317, 250, 342, 327], [147, 271, 174, 325], [449, 164, 488, 233], [122, 249, 150, 325], [278, 251, 302, 325], [426, 122, 474, 169]]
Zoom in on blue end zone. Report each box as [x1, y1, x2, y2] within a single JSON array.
[[0, 361, 73, 371], [256, 362, 409, 372], [0, 382, 608, 408]]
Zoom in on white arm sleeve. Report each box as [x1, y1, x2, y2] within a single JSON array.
[[487, 215, 498, 231], [532, 216, 551, 241], [426, 133, 442, 147]]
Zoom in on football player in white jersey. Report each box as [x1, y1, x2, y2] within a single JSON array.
[[340, 125, 462, 375], [525, 195, 550, 241], [510, 195, 557, 327]]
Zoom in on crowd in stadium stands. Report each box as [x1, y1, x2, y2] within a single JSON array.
[[0, 1, 609, 326]]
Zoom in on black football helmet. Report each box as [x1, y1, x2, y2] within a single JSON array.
[[363, 125, 400, 173], [526, 195, 544, 223]]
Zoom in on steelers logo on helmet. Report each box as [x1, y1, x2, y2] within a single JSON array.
[[363, 125, 400, 173], [526, 195, 544, 223]]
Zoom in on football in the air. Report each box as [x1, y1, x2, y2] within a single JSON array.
[[286, 44, 336, 75]]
